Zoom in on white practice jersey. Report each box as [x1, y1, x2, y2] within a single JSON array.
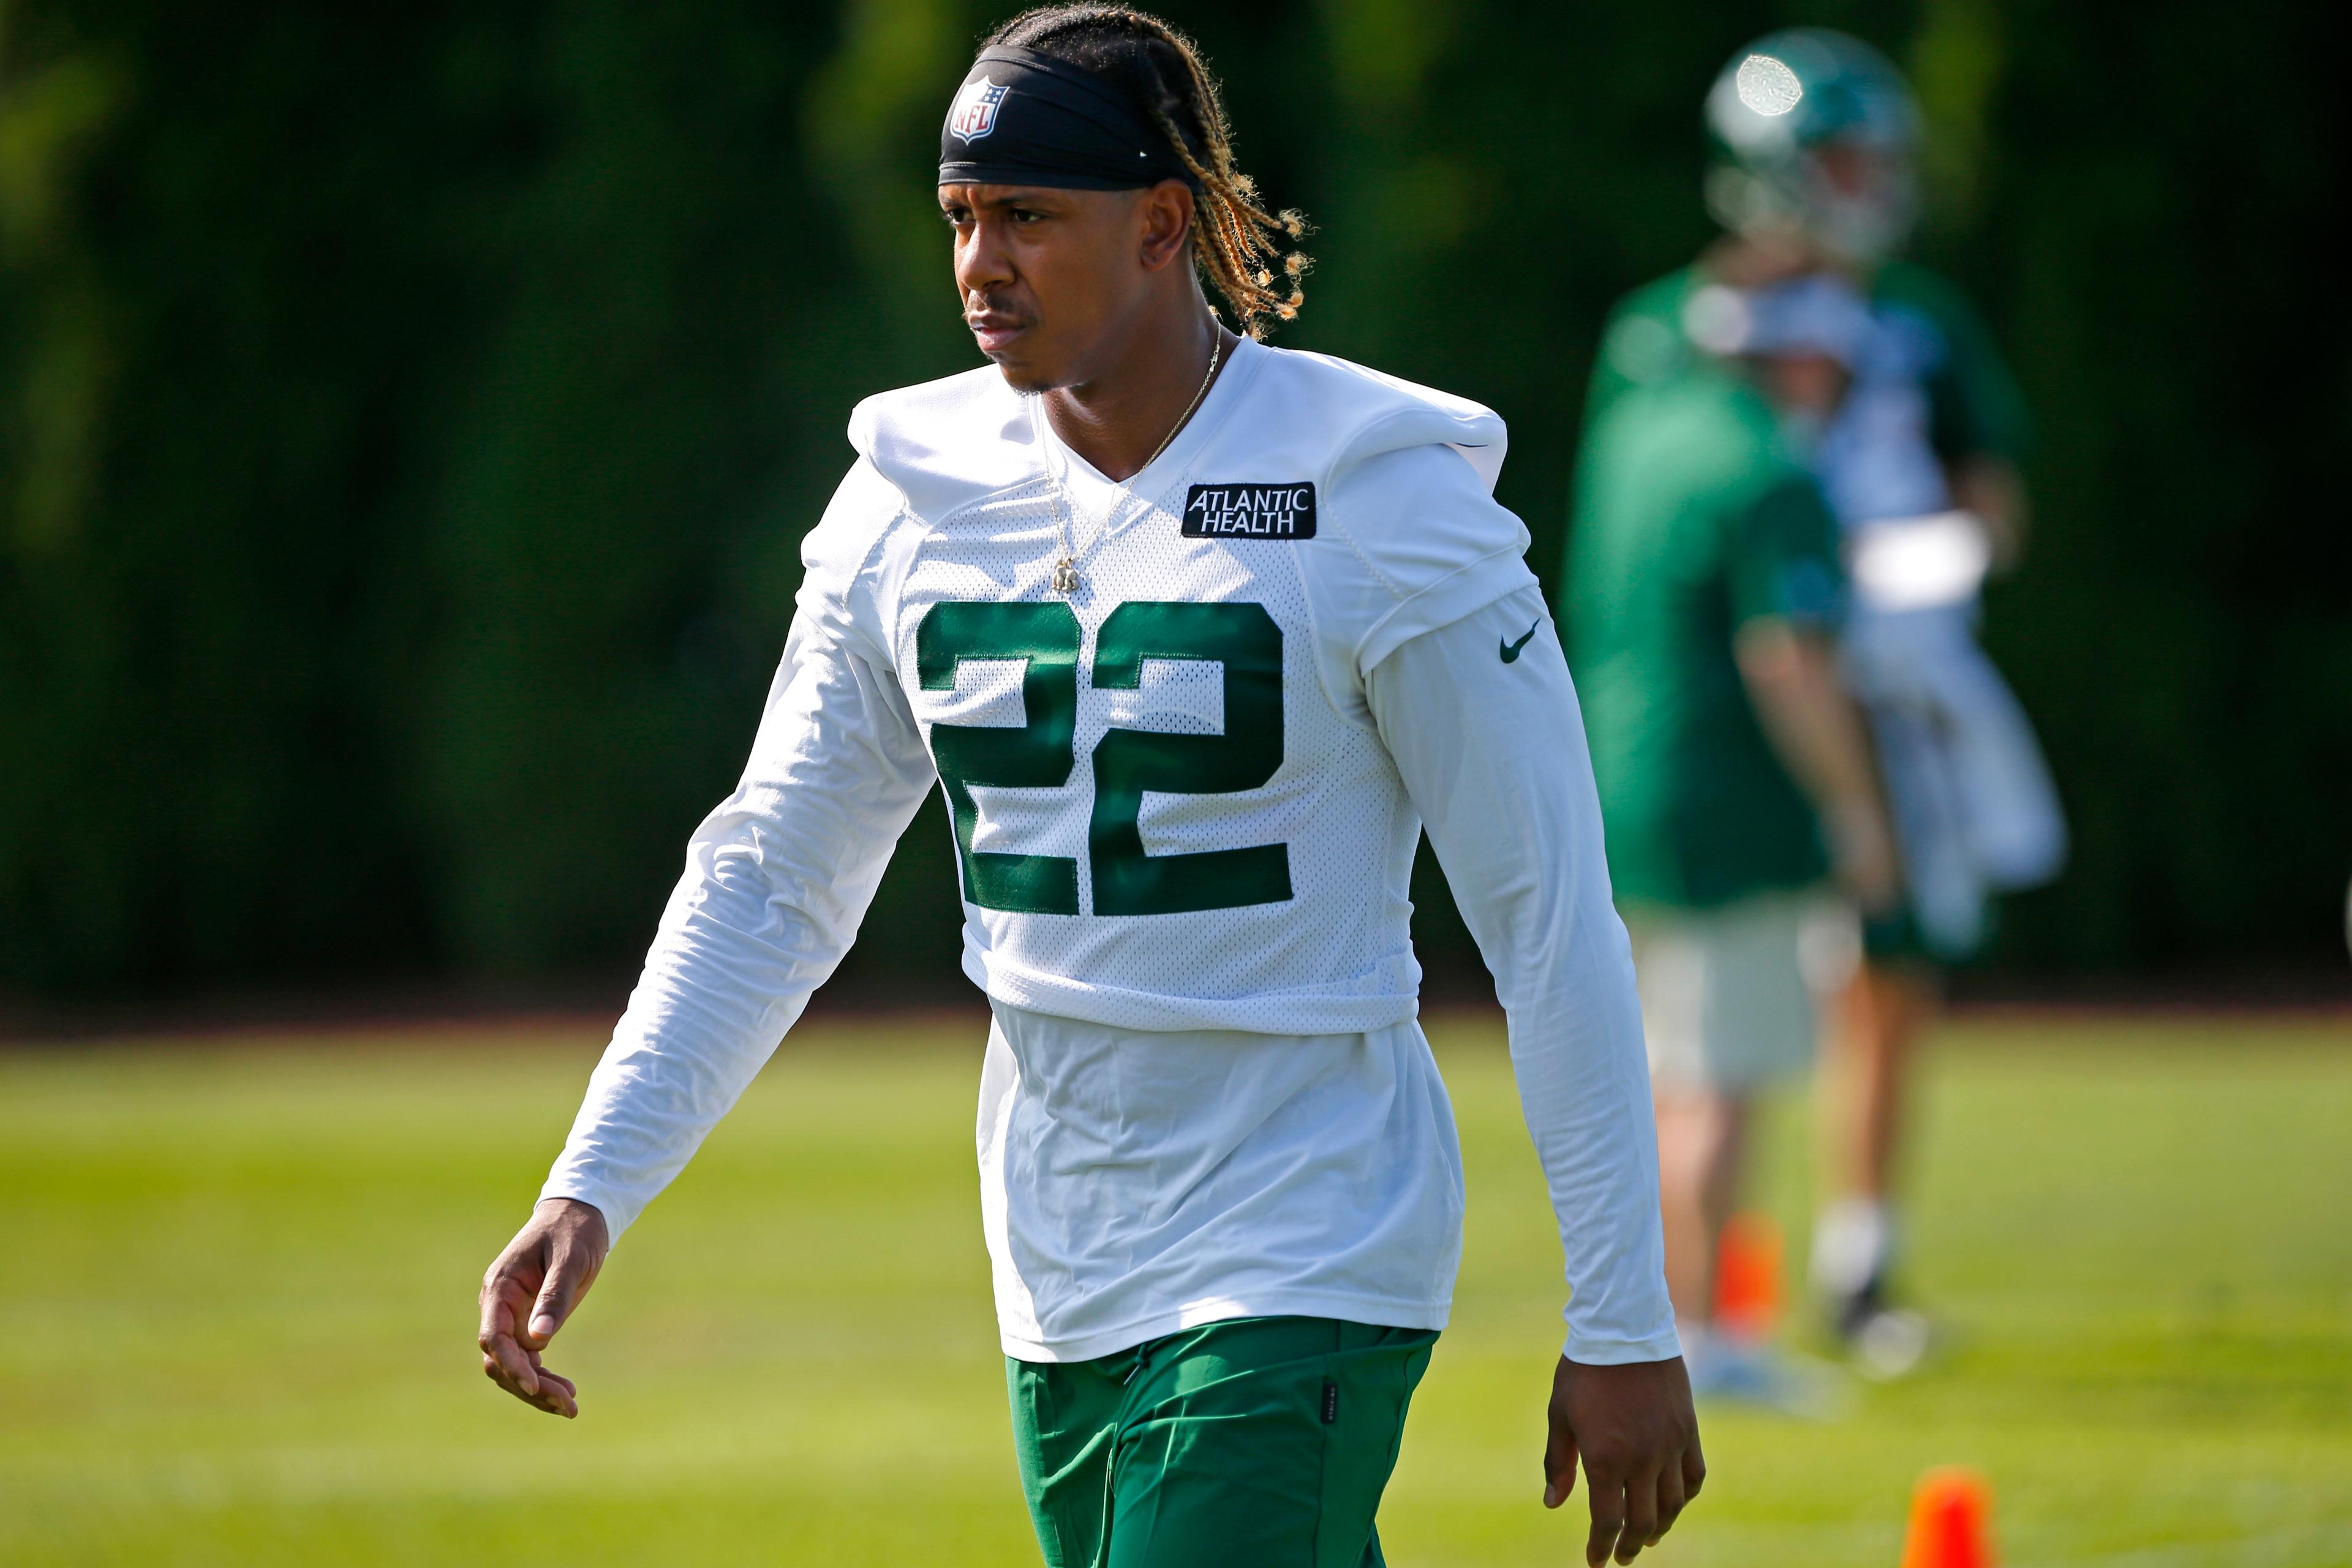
[[822, 336, 1528, 1031], [544, 335, 1679, 1365]]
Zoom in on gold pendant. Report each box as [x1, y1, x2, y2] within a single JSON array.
[[1050, 558, 1080, 595]]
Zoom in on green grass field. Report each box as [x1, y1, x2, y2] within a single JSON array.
[[4, 1011, 2348, 1567]]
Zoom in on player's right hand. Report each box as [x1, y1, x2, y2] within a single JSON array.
[[477, 1196, 609, 1417], [1823, 796, 1902, 915]]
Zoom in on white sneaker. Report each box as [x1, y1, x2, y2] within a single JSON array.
[[1847, 1305, 1934, 1381]]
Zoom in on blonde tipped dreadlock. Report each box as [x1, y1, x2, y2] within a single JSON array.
[[986, 6, 1312, 339]]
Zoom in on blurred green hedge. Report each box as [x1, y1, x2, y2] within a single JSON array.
[[2, 0, 2345, 997]]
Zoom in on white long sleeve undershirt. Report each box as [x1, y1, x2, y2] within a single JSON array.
[[1368, 586, 1676, 1361]]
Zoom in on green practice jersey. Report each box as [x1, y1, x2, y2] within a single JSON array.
[[1564, 367, 1844, 910], [1586, 260, 2031, 468]]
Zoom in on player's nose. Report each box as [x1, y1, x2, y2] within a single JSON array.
[[954, 221, 1016, 297]]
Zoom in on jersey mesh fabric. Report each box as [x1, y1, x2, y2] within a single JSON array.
[[826, 336, 1534, 1036]]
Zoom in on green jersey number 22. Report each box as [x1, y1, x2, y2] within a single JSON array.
[[916, 600, 1292, 917]]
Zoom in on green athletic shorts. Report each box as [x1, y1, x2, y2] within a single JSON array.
[[1007, 1316, 1439, 1568]]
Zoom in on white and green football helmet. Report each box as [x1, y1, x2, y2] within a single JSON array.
[[1705, 28, 1922, 263]]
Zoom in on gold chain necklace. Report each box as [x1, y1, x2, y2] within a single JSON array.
[[1042, 326, 1223, 596]]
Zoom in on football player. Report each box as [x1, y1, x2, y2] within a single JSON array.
[[1586, 29, 2065, 1374], [477, 9, 1700, 1565], [1566, 271, 1900, 1402]]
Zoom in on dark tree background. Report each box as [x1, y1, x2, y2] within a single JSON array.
[[2, 0, 2346, 1001]]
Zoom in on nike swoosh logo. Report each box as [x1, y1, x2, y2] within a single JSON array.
[[1501, 621, 1540, 663]]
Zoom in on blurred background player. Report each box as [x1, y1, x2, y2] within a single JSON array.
[[1585, 29, 2067, 1373], [1565, 271, 1900, 1400]]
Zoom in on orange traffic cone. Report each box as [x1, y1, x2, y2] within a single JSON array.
[[1899, 1468, 1996, 1568], [1713, 1211, 1783, 1343]]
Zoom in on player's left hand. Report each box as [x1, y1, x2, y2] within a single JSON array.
[[1542, 1354, 1704, 1566]]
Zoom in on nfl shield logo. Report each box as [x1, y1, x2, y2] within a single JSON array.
[[948, 76, 1008, 143]]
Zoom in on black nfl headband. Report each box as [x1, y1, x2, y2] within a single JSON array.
[[938, 47, 1197, 191]]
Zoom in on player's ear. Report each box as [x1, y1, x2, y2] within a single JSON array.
[[1136, 179, 1195, 273]]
